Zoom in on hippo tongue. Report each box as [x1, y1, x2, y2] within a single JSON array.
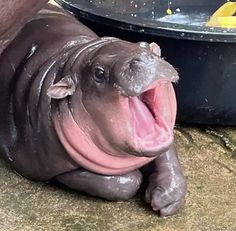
[[129, 97, 156, 137]]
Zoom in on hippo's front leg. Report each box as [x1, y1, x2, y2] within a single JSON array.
[[55, 169, 142, 201], [145, 145, 187, 217]]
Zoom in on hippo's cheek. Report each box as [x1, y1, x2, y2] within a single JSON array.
[[69, 94, 133, 152]]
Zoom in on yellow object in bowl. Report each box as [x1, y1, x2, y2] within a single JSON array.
[[206, 2, 236, 28]]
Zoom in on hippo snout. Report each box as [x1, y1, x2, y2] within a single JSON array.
[[112, 52, 179, 97]]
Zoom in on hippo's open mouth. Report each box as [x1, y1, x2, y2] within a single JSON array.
[[128, 80, 176, 156]]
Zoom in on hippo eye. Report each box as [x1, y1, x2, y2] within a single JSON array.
[[94, 66, 105, 83]]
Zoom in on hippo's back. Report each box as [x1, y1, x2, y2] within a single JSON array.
[[0, 4, 97, 75]]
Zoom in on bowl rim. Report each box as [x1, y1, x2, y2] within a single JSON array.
[[56, 0, 236, 43]]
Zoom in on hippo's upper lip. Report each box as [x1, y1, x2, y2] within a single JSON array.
[[128, 80, 176, 156]]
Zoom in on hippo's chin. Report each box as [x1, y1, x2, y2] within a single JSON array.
[[127, 80, 176, 157]]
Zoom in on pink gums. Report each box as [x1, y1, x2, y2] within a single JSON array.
[[54, 81, 176, 175]]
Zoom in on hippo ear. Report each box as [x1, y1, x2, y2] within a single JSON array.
[[47, 76, 76, 99], [150, 42, 161, 57]]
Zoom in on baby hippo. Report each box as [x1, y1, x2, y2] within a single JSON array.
[[0, 1, 186, 217]]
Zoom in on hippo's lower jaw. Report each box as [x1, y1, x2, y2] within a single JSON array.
[[127, 80, 176, 157]]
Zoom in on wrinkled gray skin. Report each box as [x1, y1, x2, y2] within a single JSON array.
[[0, 1, 186, 217]]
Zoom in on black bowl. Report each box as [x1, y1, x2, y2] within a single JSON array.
[[56, 0, 236, 125]]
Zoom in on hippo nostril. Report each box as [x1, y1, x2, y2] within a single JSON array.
[[131, 58, 142, 63], [129, 58, 143, 70]]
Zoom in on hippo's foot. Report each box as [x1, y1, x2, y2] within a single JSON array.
[[144, 145, 187, 217], [55, 169, 143, 201], [145, 169, 186, 217]]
